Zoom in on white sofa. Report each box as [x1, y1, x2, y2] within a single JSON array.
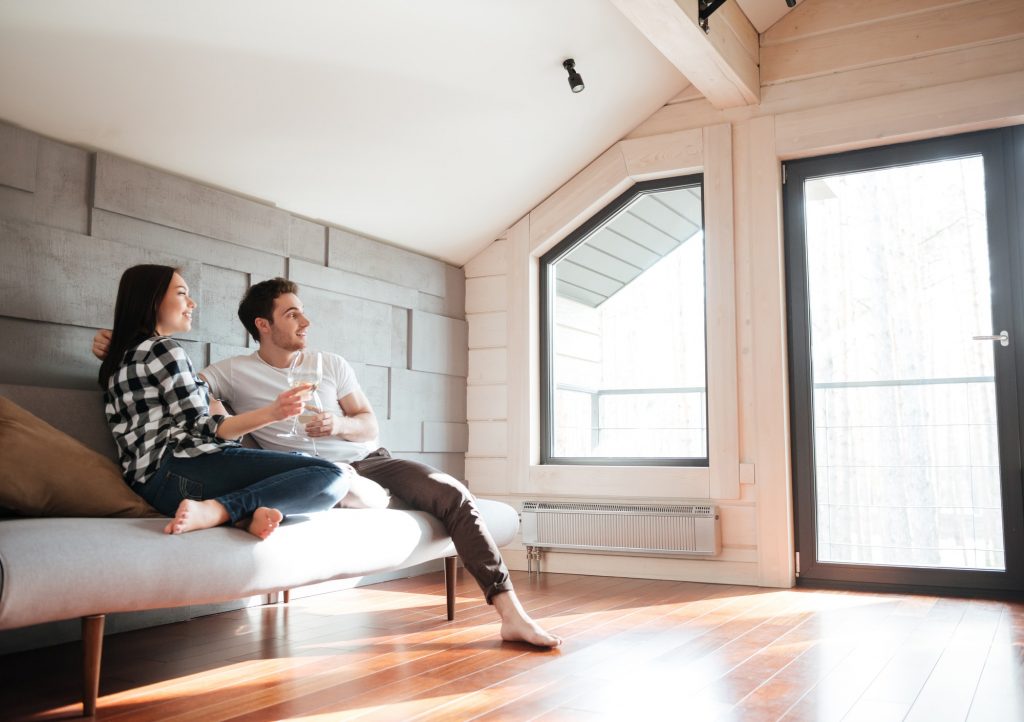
[[0, 383, 518, 716]]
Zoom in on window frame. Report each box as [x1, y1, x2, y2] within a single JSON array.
[[539, 173, 708, 467]]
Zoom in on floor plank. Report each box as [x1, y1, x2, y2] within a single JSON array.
[[3, 572, 1024, 721]]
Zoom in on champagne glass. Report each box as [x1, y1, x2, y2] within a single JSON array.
[[304, 390, 324, 456], [277, 351, 322, 439]]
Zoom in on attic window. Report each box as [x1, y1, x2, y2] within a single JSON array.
[[539, 175, 707, 466]]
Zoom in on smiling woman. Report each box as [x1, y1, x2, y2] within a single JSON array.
[[154, 271, 195, 336]]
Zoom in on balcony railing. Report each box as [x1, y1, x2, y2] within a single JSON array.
[[811, 373, 1002, 570], [555, 383, 707, 457]]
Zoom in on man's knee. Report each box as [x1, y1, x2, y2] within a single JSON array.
[[427, 471, 472, 499]]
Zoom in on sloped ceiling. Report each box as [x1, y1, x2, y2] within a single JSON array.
[[0, 1, 805, 265], [0, 0, 695, 266]]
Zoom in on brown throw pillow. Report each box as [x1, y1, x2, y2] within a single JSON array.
[[0, 396, 159, 517]]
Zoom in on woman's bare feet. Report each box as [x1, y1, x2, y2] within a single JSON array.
[[493, 590, 563, 648], [245, 506, 283, 540], [164, 499, 230, 535]]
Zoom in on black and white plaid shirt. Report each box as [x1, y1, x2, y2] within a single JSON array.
[[105, 336, 235, 486]]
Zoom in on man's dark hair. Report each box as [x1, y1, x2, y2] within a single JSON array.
[[98, 264, 178, 389], [237, 277, 299, 342]]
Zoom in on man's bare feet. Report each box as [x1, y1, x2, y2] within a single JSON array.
[[164, 499, 230, 535], [493, 590, 563, 648], [246, 507, 283, 540]]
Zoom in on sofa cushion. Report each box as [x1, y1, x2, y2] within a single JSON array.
[[0, 498, 520, 630], [0, 397, 158, 518]]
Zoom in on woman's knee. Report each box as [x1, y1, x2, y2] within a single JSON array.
[[314, 464, 352, 501]]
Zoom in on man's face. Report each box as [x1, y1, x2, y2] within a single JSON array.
[[261, 292, 310, 352]]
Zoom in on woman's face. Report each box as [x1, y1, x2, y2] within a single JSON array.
[[155, 272, 196, 336]]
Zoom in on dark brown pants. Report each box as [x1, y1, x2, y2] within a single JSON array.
[[352, 448, 514, 604]]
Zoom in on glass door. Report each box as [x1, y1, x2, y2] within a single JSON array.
[[786, 129, 1024, 591]]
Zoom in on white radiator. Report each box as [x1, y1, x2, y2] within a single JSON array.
[[520, 501, 720, 558]]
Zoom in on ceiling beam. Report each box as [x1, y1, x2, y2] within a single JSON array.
[[610, 0, 760, 108]]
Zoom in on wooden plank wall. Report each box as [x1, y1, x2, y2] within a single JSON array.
[[464, 0, 1024, 587]]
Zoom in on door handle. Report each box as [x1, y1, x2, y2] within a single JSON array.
[[972, 330, 1009, 347]]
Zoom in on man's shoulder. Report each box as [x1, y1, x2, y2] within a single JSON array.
[[318, 350, 355, 375], [204, 350, 260, 373]]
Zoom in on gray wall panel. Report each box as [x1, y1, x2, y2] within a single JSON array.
[[377, 417, 422, 452], [0, 318, 102, 390], [410, 310, 468, 377], [391, 307, 409, 370], [0, 185, 34, 224], [417, 292, 447, 316], [289, 258, 418, 309], [0, 318, 201, 390], [422, 421, 469, 453], [92, 209, 286, 279], [208, 342, 251, 366], [0, 217, 201, 338], [390, 368, 466, 424], [347, 362, 389, 416], [328, 226, 448, 297], [300, 286, 391, 367], [200, 266, 250, 347], [35, 138, 90, 234], [417, 264, 466, 318], [0, 121, 38, 192], [93, 153, 289, 255], [0, 138, 88, 234], [289, 216, 327, 264]]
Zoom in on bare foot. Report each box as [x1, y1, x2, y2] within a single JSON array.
[[164, 499, 230, 535], [245, 507, 283, 540], [493, 591, 562, 648], [500, 615, 563, 648]]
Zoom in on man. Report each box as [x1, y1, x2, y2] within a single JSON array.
[[94, 277, 560, 648]]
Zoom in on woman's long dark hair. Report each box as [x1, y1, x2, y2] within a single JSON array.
[[98, 264, 179, 389]]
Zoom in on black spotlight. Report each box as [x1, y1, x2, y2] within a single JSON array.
[[563, 58, 584, 93], [785, 0, 797, 7]]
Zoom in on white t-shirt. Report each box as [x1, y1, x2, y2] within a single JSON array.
[[201, 351, 379, 463]]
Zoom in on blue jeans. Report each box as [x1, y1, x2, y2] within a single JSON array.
[[137, 447, 350, 524]]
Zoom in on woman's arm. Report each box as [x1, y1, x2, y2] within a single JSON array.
[[214, 386, 308, 440], [148, 339, 309, 442]]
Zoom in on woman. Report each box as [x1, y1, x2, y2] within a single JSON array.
[[99, 264, 350, 539]]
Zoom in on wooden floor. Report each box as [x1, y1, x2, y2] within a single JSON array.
[[3, 570, 1024, 721]]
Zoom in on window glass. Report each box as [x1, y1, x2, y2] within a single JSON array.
[[542, 179, 706, 464]]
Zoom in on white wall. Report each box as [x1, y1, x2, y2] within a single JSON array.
[[464, 0, 1024, 587]]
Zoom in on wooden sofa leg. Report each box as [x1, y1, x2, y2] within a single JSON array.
[[82, 614, 105, 717], [444, 556, 457, 621]]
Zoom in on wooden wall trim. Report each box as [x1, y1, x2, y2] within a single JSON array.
[[763, 0, 979, 46], [762, 0, 1024, 85], [626, 37, 1024, 140], [774, 69, 1024, 158], [703, 123, 741, 500]]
